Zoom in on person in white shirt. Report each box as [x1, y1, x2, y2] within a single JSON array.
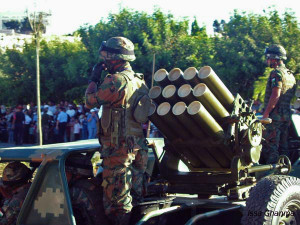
[[48, 101, 57, 115], [66, 105, 76, 118], [56, 107, 68, 143]]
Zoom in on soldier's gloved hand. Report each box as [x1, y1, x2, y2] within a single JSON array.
[[89, 62, 106, 84]]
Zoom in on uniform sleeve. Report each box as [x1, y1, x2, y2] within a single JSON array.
[[70, 187, 93, 210], [69, 187, 94, 224], [85, 74, 127, 108], [270, 70, 283, 89], [0, 198, 22, 225]]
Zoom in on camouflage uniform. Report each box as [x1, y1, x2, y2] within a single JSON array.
[[262, 63, 296, 163], [85, 37, 148, 225], [69, 178, 109, 225], [66, 154, 109, 225], [0, 183, 30, 225], [0, 162, 32, 225]]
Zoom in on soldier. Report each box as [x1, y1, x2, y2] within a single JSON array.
[[65, 153, 109, 225], [85, 37, 149, 225], [262, 44, 297, 164], [0, 162, 32, 225]]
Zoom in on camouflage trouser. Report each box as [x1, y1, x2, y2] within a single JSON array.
[[101, 146, 148, 225], [262, 120, 290, 164]]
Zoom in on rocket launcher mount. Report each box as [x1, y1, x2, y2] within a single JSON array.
[[148, 66, 291, 200]]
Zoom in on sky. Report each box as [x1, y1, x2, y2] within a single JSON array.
[[1, 0, 300, 35]]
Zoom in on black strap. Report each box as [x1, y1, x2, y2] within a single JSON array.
[[101, 45, 134, 55], [266, 50, 282, 56]]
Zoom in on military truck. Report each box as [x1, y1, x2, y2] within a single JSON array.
[[0, 65, 300, 225]]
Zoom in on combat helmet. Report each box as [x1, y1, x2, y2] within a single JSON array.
[[99, 37, 136, 62], [2, 162, 32, 187], [264, 44, 287, 60], [65, 153, 94, 178]]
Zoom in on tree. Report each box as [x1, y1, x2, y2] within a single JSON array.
[[191, 18, 201, 36], [39, 39, 89, 103], [1, 7, 299, 111], [0, 38, 89, 106], [211, 9, 300, 99], [213, 20, 221, 33], [77, 8, 212, 86]]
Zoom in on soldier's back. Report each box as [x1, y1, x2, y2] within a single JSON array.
[[69, 177, 110, 225]]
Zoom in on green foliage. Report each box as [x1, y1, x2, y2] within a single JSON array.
[[212, 8, 300, 99], [252, 67, 272, 103], [77, 8, 210, 86], [213, 19, 225, 33], [1, 7, 300, 107], [38, 39, 89, 103], [191, 18, 201, 36], [0, 38, 89, 105]]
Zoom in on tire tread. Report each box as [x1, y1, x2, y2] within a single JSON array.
[[241, 175, 300, 225]]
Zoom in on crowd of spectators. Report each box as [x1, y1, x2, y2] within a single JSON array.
[[0, 101, 100, 145], [1, 98, 299, 146]]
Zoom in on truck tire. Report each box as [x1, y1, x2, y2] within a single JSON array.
[[241, 175, 300, 225]]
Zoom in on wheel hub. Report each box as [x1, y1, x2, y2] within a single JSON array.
[[279, 200, 300, 225]]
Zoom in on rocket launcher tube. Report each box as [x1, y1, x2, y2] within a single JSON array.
[[172, 102, 225, 168], [187, 101, 224, 140], [193, 83, 230, 120], [157, 102, 192, 140], [178, 84, 197, 105], [168, 68, 187, 87], [148, 103, 177, 141], [183, 67, 202, 87], [199, 66, 234, 111], [154, 69, 170, 88], [162, 85, 179, 105], [149, 86, 165, 105], [172, 102, 206, 138]]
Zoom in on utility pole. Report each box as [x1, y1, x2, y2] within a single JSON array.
[[147, 53, 155, 138], [27, 11, 50, 146]]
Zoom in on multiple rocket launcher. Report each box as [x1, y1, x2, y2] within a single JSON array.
[[147, 66, 248, 169], [148, 66, 235, 142]]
